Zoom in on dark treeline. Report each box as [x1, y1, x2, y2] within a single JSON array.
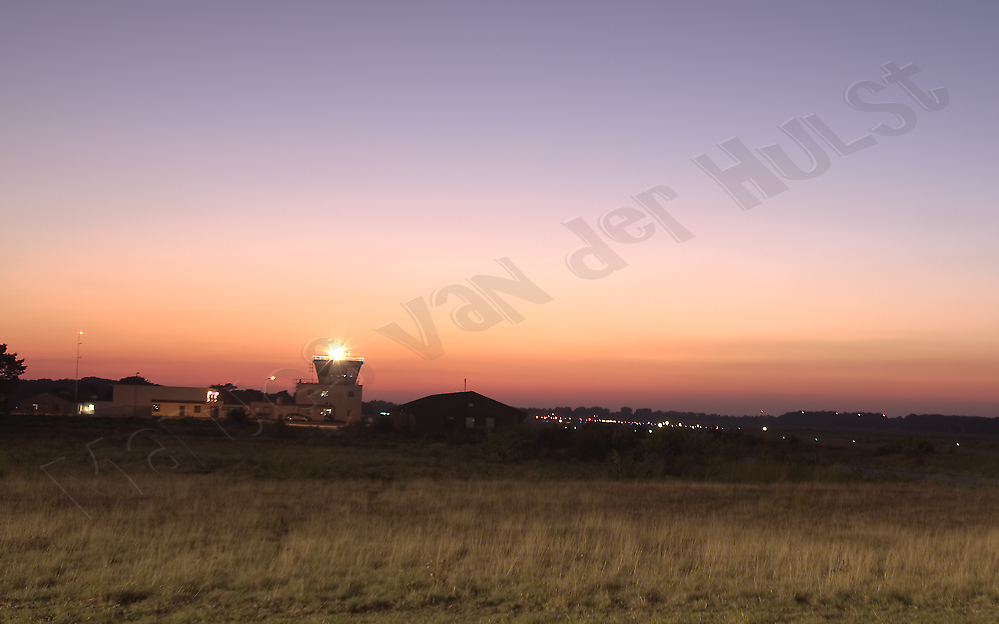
[[11, 377, 118, 403], [361, 400, 398, 416]]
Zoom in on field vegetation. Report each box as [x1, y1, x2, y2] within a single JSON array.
[[3, 415, 999, 622]]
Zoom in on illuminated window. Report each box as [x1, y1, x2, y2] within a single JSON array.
[[152, 404, 160, 412], [320, 390, 329, 397]]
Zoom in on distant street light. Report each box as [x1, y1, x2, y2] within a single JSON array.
[[260, 375, 278, 418], [74, 331, 84, 413]]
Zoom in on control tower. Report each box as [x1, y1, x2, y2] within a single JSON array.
[[294, 343, 363, 423], [313, 356, 363, 385]]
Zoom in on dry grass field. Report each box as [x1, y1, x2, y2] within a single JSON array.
[[4, 416, 999, 622], [4, 471, 999, 623]]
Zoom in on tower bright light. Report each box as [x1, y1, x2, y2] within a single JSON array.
[[326, 339, 348, 361]]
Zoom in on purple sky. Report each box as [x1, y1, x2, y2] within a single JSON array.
[[3, 1, 997, 415]]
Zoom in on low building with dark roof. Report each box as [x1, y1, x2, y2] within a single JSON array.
[[392, 391, 527, 434], [14, 392, 75, 415]]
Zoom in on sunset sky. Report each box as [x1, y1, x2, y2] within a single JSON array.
[[3, 1, 997, 416]]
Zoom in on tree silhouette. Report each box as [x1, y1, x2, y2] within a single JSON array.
[[117, 373, 156, 386], [0, 345, 27, 413]]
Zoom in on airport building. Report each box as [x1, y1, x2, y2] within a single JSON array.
[[20, 344, 367, 423], [291, 352, 363, 423], [391, 391, 527, 434]]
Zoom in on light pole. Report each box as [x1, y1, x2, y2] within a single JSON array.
[[263, 375, 276, 419], [74, 331, 84, 413]]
